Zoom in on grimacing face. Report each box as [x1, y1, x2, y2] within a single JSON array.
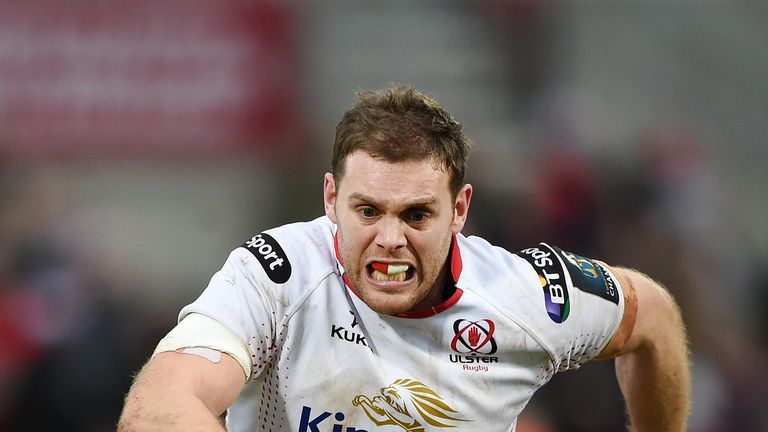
[[324, 151, 472, 315]]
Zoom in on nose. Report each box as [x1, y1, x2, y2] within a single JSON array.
[[375, 216, 407, 252]]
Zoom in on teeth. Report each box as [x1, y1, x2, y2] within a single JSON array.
[[387, 264, 409, 275], [370, 262, 411, 280], [372, 269, 407, 281]]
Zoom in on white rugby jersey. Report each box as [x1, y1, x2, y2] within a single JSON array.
[[164, 216, 624, 432]]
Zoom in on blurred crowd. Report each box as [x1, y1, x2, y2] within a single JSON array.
[[0, 166, 175, 430]]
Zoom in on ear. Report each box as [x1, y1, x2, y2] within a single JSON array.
[[323, 173, 338, 223], [451, 184, 473, 234]]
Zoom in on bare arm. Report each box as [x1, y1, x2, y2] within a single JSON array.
[[118, 350, 245, 432], [598, 266, 691, 431]]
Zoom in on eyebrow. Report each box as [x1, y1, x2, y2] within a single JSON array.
[[348, 192, 439, 209]]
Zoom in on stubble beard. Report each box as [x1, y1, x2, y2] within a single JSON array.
[[338, 228, 453, 315]]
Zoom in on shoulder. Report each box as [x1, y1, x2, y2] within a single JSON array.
[[514, 243, 621, 319], [454, 235, 546, 295], [457, 235, 621, 300], [454, 234, 520, 277], [513, 242, 626, 369], [456, 237, 625, 369], [234, 216, 338, 288]]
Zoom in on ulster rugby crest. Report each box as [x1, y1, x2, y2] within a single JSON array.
[[448, 319, 499, 371], [450, 319, 497, 355]]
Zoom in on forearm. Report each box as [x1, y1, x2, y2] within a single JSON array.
[[118, 352, 244, 432], [119, 389, 226, 432], [615, 287, 690, 431]]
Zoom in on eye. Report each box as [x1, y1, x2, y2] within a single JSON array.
[[407, 210, 428, 223], [360, 207, 377, 218]]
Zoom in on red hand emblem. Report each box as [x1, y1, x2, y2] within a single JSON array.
[[468, 326, 479, 347]]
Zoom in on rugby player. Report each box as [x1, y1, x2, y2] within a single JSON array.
[[119, 86, 690, 432]]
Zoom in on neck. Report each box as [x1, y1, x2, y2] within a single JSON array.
[[411, 261, 455, 312]]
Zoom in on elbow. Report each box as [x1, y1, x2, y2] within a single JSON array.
[[631, 271, 687, 353], [647, 283, 686, 352]]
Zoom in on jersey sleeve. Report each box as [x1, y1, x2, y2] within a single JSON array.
[[515, 242, 625, 372], [159, 244, 280, 381], [154, 313, 253, 379]]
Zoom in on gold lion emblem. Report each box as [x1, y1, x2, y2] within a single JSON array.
[[353, 378, 470, 431]]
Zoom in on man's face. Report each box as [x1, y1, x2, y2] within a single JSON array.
[[324, 151, 472, 315]]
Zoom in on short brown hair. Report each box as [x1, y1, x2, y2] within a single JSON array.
[[332, 85, 471, 197]]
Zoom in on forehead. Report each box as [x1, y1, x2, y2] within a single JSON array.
[[338, 151, 452, 202]]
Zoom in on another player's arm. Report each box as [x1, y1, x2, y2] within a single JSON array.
[[118, 350, 245, 432], [597, 265, 691, 432]]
